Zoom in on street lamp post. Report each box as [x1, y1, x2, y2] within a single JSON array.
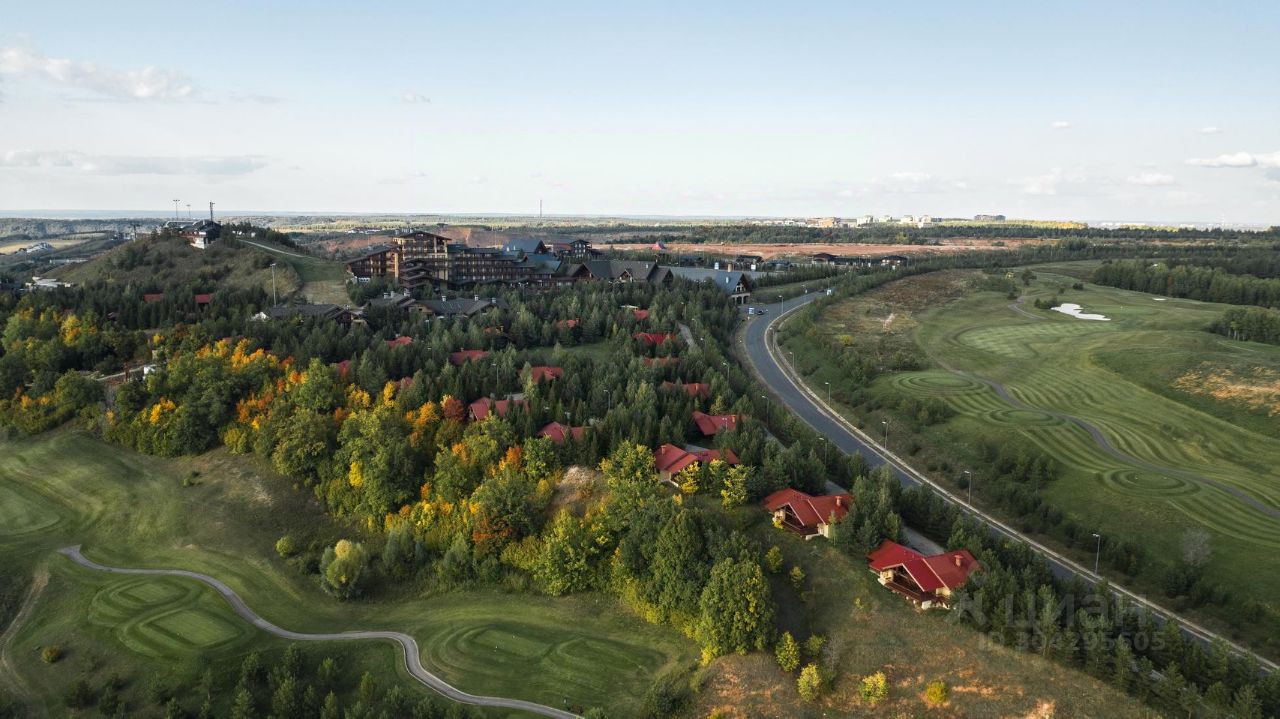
[[964, 470, 973, 506], [1092, 533, 1102, 574], [603, 389, 611, 410], [824, 381, 831, 403], [881, 420, 889, 449], [269, 263, 278, 306]]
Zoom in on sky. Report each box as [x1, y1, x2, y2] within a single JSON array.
[[1, 1, 1278, 223]]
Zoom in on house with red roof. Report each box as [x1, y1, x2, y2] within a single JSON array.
[[653, 443, 740, 483], [538, 422, 585, 444], [525, 366, 564, 383], [763, 488, 852, 539], [632, 308, 650, 321], [386, 335, 414, 348], [634, 331, 677, 346], [467, 397, 529, 422], [194, 293, 213, 307], [449, 349, 488, 366], [661, 381, 711, 400], [555, 319, 580, 330], [143, 293, 165, 303], [692, 410, 738, 436], [867, 540, 982, 609]]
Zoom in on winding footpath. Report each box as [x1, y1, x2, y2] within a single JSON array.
[[58, 546, 579, 719], [738, 293, 1277, 672]]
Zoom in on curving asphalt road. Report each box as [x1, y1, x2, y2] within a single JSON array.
[[58, 546, 580, 719], [739, 293, 1278, 672]]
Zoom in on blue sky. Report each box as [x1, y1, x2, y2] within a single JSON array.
[[1, 1, 1277, 222]]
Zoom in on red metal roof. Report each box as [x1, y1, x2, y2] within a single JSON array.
[[538, 422, 585, 444], [387, 335, 414, 348], [692, 410, 738, 436], [143, 293, 164, 303], [633, 308, 650, 321], [763, 488, 851, 529], [690, 447, 739, 465], [654, 443, 696, 474], [193, 293, 213, 305], [634, 331, 676, 346], [449, 349, 488, 366], [527, 366, 564, 383], [867, 540, 981, 592], [468, 397, 528, 421]]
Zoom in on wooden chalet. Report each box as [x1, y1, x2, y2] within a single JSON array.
[[692, 410, 738, 436], [867, 540, 981, 609], [448, 349, 488, 366], [653, 443, 739, 483], [762, 488, 851, 539], [538, 422, 585, 444], [525, 366, 564, 383], [467, 397, 529, 422], [634, 331, 678, 346]]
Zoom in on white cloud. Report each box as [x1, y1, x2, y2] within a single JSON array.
[[0, 150, 266, 175], [865, 172, 969, 194], [1125, 172, 1176, 187], [402, 93, 431, 104], [1198, 126, 1222, 135], [1049, 120, 1073, 130], [1017, 167, 1105, 196], [0, 46, 194, 100], [1186, 151, 1280, 168]]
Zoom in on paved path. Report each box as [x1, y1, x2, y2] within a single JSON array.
[[59, 546, 579, 719], [738, 293, 1277, 672]]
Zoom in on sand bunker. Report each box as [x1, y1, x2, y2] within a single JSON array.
[[1052, 303, 1110, 321]]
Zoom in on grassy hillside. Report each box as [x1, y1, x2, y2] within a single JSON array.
[[783, 266, 1280, 655], [684, 495, 1160, 718], [52, 233, 301, 295], [0, 431, 694, 717], [234, 238, 349, 304]]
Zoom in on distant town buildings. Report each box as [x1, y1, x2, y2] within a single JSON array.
[[974, 214, 1006, 222]]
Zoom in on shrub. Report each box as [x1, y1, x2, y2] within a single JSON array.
[[41, 645, 62, 663], [764, 546, 783, 574], [275, 534, 298, 558], [797, 663, 823, 702], [803, 634, 826, 657], [924, 679, 950, 706], [859, 671, 889, 705], [789, 565, 806, 590], [775, 632, 800, 672]]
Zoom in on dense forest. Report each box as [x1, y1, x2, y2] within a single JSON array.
[[1091, 259, 1280, 309], [1209, 306, 1280, 345], [613, 224, 1280, 247]]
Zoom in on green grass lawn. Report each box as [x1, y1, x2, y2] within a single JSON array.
[[0, 430, 695, 717], [241, 239, 350, 304], [788, 264, 1280, 655]]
